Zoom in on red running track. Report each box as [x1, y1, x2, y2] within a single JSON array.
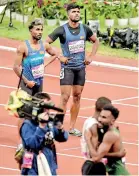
[[0, 38, 138, 175]]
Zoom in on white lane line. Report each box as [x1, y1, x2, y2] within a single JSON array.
[[0, 123, 17, 128], [0, 144, 138, 167], [65, 114, 138, 126], [0, 103, 5, 106], [57, 153, 139, 167], [0, 84, 17, 89], [0, 84, 138, 108], [61, 147, 81, 151], [0, 104, 138, 127], [113, 102, 138, 107], [0, 166, 19, 172], [2, 101, 138, 108], [0, 109, 138, 129], [0, 144, 16, 149], [66, 96, 138, 112], [85, 79, 138, 90], [0, 66, 138, 90], [113, 96, 138, 102], [0, 46, 138, 72], [66, 105, 96, 113], [0, 122, 138, 145], [61, 140, 139, 151], [67, 96, 138, 112]]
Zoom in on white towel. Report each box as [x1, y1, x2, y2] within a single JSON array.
[[37, 152, 52, 176]]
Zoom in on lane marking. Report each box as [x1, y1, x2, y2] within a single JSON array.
[[0, 144, 138, 167], [0, 84, 138, 108], [0, 166, 19, 172], [65, 114, 138, 126], [0, 45, 138, 72], [0, 66, 138, 90]]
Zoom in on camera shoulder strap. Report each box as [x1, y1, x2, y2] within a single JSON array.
[[16, 57, 24, 94]]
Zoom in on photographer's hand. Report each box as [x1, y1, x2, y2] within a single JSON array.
[[55, 122, 64, 132]]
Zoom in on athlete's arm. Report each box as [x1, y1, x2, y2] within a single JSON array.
[[84, 25, 99, 65], [106, 148, 126, 158], [92, 132, 116, 162], [45, 27, 68, 64], [84, 124, 98, 158], [44, 42, 58, 67], [13, 44, 35, 88], [45, 36, 54, 44], [46, 26, 64, 44], [89, 34, 99, 57], [90, 124, 98, 150], [106, 127, 126, 158]]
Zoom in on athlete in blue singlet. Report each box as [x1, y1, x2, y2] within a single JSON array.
[[13, 18, 58, 96], [13, 18, 58, 147], [46, 3, 99, 136]]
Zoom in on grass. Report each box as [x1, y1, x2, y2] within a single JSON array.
[[0, 15, 138, 60]]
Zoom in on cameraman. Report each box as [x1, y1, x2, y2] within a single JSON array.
[[20, 92, 68, 175]]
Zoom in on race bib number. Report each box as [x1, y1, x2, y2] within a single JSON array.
[[60, 68, 64, 79], [32, 64, 44, 79], [22, 151, 34, 169], [68, 40, 85, 54]]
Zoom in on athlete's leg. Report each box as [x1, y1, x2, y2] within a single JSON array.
[[70, 85, 84, 130], [59, 68, 74, 113], [59, 85, 72, 113], [69, 68, 85, 136]]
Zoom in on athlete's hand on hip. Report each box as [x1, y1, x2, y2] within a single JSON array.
[[59, 56, 69, 64], [84, 58, 92, 65], [26, 80, 35, 88]]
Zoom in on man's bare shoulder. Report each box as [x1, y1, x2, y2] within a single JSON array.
[[43, 42, 49, 50], [84, 117, 97, 123], [103, 129, 119, 142], [17, 42, 26, 53], [84, 117, 98, 136], [84, 117, 98, 129], [90, 123, 98, 134]]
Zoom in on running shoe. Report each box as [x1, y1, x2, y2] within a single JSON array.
[[69, 128, 82, 137]]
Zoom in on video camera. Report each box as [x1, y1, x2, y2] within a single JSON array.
[[5, 90, 64, 125]]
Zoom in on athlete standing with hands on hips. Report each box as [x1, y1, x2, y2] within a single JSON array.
[[46, 3, 99, 136]]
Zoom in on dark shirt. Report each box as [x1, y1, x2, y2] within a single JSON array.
[[48, 23, 93, 44]]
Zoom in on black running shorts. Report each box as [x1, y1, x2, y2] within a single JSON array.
[[82, 160, 106, 175], [60, 67, 86, 86]]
